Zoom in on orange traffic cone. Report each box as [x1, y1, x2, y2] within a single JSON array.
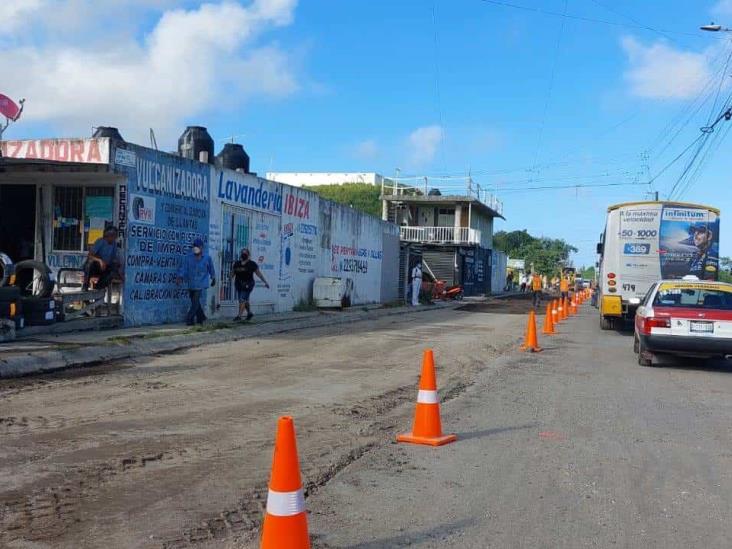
[[520, 310, 543, 352], [542, 302, 555, 335], [561, 297, 568, 320], [551, 299, 559, 324], [397, 350, 457, 446], [261, 416, 310, 549]]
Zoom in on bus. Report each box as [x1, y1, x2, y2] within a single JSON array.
[[596, 201, 720, 329]]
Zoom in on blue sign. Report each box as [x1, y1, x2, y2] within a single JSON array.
[[623, 243, 650, 255], [113, 143, 211, 325]]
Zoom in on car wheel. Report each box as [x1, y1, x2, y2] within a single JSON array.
[[637, 337, 654, 367], [600, 315, 613, 330]]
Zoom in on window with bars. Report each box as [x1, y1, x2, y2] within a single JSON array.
[[53, 186, 115, 251]]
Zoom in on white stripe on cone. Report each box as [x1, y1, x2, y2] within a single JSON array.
[[417, 389, 439, 404], [266, 489, 305, 516]]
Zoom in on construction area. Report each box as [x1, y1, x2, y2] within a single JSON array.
[[4, 293, 732, 548]]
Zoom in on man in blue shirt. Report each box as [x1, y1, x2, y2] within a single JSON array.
[[83, 226, 123, 290], [176, 237, 216, 325]]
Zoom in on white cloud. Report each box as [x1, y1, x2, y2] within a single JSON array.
[[712, 0, 732, 16], [621, 36, 713, 100], [407, 125, 443, 166], [352, 139, 378, 160], [0, 0, 299, 145], [0, 0, 44, 32]]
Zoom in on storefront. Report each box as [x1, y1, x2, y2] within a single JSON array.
[[1, 137, 400, 326]]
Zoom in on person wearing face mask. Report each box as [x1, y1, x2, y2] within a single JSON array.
[[176, 237, 216, 326], [230, 248, 269, 321]]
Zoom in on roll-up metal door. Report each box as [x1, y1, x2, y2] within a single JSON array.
[[422, 249, 456, 285]]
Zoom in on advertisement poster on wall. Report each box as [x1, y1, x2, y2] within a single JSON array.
[[113, 144, 211, 325], [659, 206, 720, 280]]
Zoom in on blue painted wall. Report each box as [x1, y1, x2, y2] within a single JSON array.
[[112, 143, 211, 326]]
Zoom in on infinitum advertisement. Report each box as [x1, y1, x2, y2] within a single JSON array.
[[659, 206, 720, 280]]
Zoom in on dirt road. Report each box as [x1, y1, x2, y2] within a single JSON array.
[[307, 305, 732, 549], [0, 300, 528, 548]]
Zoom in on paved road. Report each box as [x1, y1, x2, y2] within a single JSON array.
[[306, 305, 732, 549], [0, 301, 527, 549]]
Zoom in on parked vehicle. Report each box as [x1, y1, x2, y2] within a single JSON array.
[[597, 201, 720, 330], [634, 276, 732, 366], [430, 280, 464, 301]]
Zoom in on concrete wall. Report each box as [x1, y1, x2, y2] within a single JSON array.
[[112, 142, 212, 326], [471, 211, 494, 249], [211, 167, 399, 318], [491, 250, 508, 294]]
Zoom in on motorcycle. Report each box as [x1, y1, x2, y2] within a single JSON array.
[[431, 279, 464, 301]]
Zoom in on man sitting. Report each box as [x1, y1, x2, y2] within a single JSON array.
[[83, 226, 123, 290]]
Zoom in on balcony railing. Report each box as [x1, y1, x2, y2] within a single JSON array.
[[400, 226, 481, 245]]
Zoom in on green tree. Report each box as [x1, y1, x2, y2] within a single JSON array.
[[580, 265, 596, 280], [305, 183, 382, 217], [720, 256, 732, 283], [494, 229, 578, 276]]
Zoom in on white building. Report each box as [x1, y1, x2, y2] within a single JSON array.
[[266, 172, 395, 188]]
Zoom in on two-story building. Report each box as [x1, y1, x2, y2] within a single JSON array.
[[381, 180, 506, 296]]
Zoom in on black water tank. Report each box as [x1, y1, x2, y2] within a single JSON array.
[[92, 126, 124, 141], [178, 126, 214, 164], [215, 143, 250, 172]]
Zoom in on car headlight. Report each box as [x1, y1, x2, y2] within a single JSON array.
[[628, 298, 641, 305]]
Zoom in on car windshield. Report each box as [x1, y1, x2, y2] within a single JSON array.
[[653, 284, 732, 310]]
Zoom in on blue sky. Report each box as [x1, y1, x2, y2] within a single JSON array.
[[3, 0, 732, 266]]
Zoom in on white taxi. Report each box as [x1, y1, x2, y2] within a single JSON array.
[[634, 277, 732, 366]]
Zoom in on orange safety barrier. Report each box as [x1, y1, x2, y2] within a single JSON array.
[[520, 309, 543, 352], [542, 302, 556, 335], [397, 349, 457, 447], [261, 417, 310, 549]]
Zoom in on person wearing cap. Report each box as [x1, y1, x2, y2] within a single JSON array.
[[176, 237, 216, 325], [686, 222, 719, 279], [83, 226, 123, 290], [230, 248, 269, 321]]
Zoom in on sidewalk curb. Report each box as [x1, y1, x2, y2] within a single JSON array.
[[0, 302, 462, 378]]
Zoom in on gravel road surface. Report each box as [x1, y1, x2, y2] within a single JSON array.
[[0, 301, 526, 548]]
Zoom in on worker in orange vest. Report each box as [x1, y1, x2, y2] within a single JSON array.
[[531, 271, 543, 308], [560, 275, 569, 301]]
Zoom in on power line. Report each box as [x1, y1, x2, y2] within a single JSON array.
[[478, 0, 719, 39], [646, 133, 706, 187], [499, 181, 648, 193], [588, 0, 685, 46], [530, 0, 568, 177]]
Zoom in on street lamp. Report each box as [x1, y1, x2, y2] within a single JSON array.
[[701, 23, 731, 32]]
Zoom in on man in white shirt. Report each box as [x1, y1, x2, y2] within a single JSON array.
[[411, 262, 423, 306]]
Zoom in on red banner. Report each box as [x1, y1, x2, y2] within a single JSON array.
[[0, 138, 110, 164]]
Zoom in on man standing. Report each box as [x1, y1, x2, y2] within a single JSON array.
[[231, 248, 269, 321], [411, 261, 423, 306], [177, 238, 216, 326], [83, 226, 123, 290], [560, 275, 569, 301], [505, 270, 514, 292], [531, 271, 543, 307]]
